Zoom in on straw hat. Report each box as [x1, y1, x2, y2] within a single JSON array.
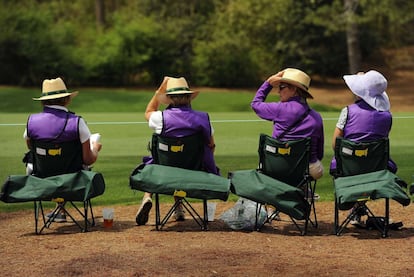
[[272, 68, 313, 99], [33, 77, 78, 101], [157, 77, 199, 104], [165, 77, 198, 95], [343, 70, 390, 111]]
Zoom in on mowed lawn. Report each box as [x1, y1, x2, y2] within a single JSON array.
[[1, 87, 413, 212]]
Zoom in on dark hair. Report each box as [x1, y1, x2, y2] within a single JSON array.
[[168, 94, 192, 106], [42, 96, 70, 106], [296, 88, 308, 99]]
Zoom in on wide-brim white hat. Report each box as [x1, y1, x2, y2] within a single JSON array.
[[271, 68, 313, 99], [33, 77, 78, 101], [343, 70, 390, 111]]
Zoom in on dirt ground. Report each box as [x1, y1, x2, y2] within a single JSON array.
[[1, 68, 413, 277], [1, 201, 414, 277]]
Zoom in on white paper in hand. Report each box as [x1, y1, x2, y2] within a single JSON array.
[[90, 133, 101, 150]]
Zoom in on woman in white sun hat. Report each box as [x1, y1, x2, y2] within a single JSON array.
[[135, 76, 219, 225], [330, 70, 396, 227], [23, 77, 102, 222], [330, 70, 396, 175]]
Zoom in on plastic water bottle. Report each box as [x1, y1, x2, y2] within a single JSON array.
[[238, 199, 245, 219]]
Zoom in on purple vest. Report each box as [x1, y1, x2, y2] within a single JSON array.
[[27, 107, 80, 143], [343, 100, 392, 141], [161, 105, 219, 175], [330, 100, 396, 173], [251, 82, 324, 163]]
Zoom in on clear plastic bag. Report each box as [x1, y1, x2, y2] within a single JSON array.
[[219, 197, 266, 231]]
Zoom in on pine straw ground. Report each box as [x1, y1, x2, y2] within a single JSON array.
[[1, 68, 414, 277]]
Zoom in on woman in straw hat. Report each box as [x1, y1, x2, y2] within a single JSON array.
[[329, 70, 396, 226], [251, 68, 325, 182], [135, 76, 219, 225], [23, 77, 102, 222]]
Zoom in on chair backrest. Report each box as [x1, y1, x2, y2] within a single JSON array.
[[258, 134, 311, 186], [334, 137, 389, 177], [151, 133, 204, 171], [30, 140, 83, 178]]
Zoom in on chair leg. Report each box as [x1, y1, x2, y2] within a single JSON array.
[[36, 202, 63, 234], [157, 198, 181, 230], [34, 201, 45, 235], [203, 200, 208, 231], [289, 216, 307, 235], [34, 199, 96, 234], [309, 180, 318, 228], [155, 193, 161, 230], [83, 201, 88, 232], [255, 203, 265, 231], [88, 200, 95, 227], [384, 198, 389, 238], [334, 197, 339, 235], [180, 198, 206, 230], [155, 197, 207, 231], [335, 200, 390, 238], [59, 202, 84, 231]]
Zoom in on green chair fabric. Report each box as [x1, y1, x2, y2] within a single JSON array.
[[151, 133, 204, 171], [131, 133, 228, 230], [229, 134, 316, 235], [1, 170, 105, 203], [229, 169, 309, 220], [334, 137, 389, 177], [30, 140, 83, 178], [259, 135, 310, 186], [130, 164, 230, 201], [333, 137, 410, 237], [335, 169, 410, 210]]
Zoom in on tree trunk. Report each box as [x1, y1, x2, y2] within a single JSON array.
[[95, 0, 106, 29], [344, 0, 361, 74]]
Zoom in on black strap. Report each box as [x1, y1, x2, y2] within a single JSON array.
[[276, 108, 311, 140]]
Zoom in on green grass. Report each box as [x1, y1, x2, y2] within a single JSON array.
[[1, 87, 413, 212]]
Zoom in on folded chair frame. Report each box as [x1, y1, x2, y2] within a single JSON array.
[[256, 174, 317, 235], [154, 194, 208, 231], [34, 199, 95, 234], [334, 198, 389, 237]]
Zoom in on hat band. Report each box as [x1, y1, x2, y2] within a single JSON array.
[[298, 82, 309, 90], [166, 87, 190, 93], [41, 89, 69, 97]]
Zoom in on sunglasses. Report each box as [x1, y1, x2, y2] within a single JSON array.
[[279, 84, 289, 91]]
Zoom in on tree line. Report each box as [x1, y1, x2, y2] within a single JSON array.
[[0, 0, 412, 87]]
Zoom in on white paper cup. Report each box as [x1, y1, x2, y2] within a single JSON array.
[[90, 133, 101, 150], [90, 133, 101, 143], [207, 202, 217, 222], [102, 208, 114, 228]]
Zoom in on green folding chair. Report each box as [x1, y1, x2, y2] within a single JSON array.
[[130, 133, 229, 231], [333, 137, 410, 237], [1, 139, 105, 234], [229, 134, 316, 235]]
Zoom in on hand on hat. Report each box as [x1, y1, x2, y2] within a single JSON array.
[[155, 76, 170, 95], [267, 70, 285, 87]]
